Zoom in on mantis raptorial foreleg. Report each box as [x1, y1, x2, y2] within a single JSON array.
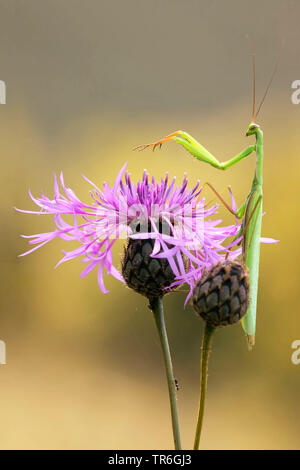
[[134, 130, 256, 171]]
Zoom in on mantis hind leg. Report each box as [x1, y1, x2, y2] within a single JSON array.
[[203, 182, 246, 219]]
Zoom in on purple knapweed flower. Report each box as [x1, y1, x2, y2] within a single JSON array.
[[16, 163, 242, 297]]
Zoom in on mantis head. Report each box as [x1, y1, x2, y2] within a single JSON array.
[[246, 123, 260, 137]]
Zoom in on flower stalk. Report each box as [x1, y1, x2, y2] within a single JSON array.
[[150, 297, 181, 450], [193, 322, 215, 450]]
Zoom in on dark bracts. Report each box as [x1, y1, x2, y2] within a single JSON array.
[[192, 260, 250, 327], [122, 238, 176, 300]]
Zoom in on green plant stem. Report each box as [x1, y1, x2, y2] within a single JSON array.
[[193, 322, 215, 450], [150, 297, 181, 450]]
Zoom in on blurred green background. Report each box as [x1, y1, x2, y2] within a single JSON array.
[[1, 0, 300, 449]]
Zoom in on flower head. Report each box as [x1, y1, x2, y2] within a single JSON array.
[[16, 163, 242, 298]]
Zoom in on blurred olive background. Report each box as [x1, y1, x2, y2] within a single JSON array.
[[0, 0, 299, 449]]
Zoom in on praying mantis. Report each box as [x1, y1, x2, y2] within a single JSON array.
[[134, 49, 278, 347]]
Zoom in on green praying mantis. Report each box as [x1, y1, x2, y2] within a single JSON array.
[[134, 49, 279, 347]]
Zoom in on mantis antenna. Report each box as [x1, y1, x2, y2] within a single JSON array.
[[246, 34, 283, 121], [246, 34, 282, 121], [255, 52, 281, 119], [246, 34, 256, 123]]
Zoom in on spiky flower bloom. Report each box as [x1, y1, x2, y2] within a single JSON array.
[[16, 163, 242, 299]]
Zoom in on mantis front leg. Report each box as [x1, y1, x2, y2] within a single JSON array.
[[134, 130, 256, 171]]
